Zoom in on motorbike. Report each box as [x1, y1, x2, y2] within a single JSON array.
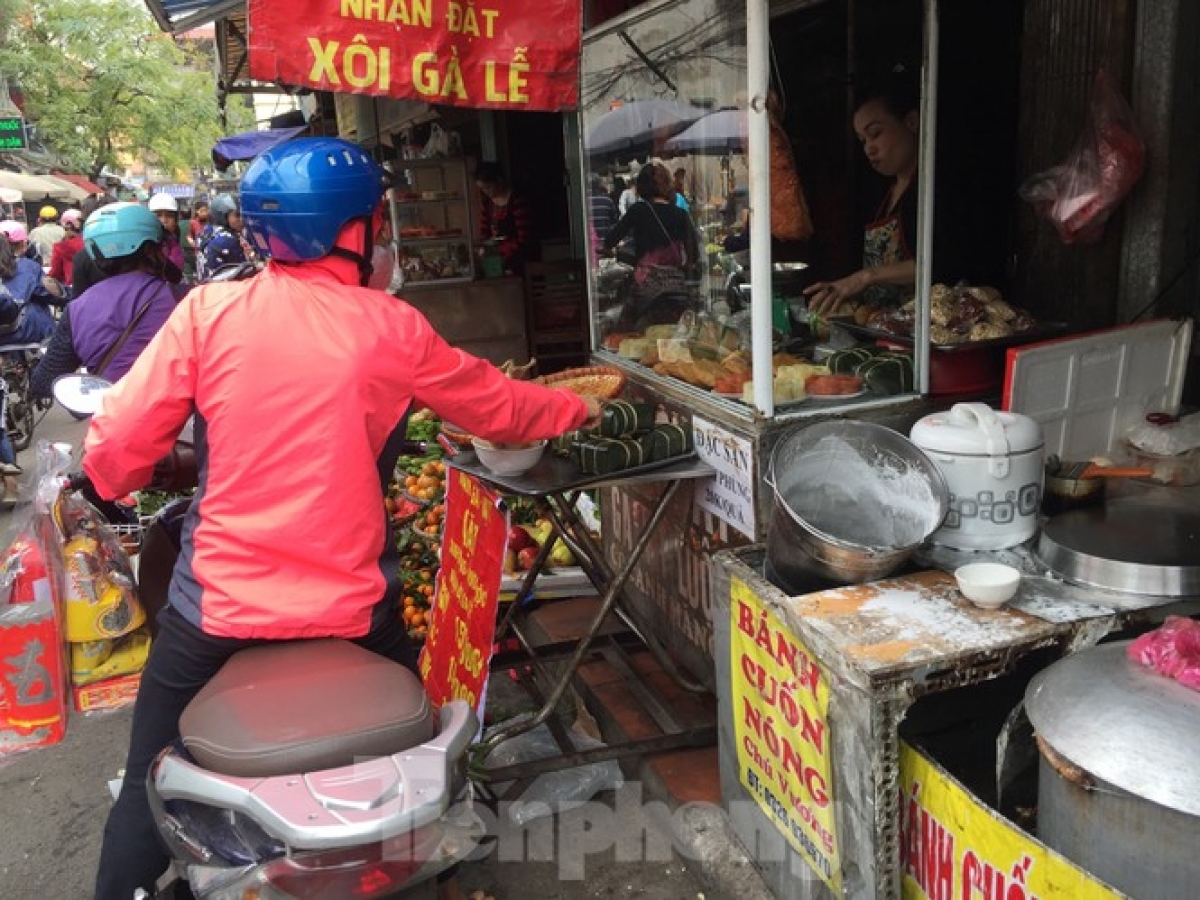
[[52, 373, 484, 900], [3, 341, 52, 450]]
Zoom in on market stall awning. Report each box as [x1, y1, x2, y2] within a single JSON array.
[[212, 125, 307, 172], [52, 172, 107, 195], [0, 170, 71, 200], [143, 0, 241, 34], [39, 174, 89, 202]]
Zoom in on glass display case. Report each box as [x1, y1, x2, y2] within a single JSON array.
[[579, 0, 926, 417], [388, 157, 474, 286]]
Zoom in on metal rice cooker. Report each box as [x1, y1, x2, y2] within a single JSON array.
[[909, 402, 1043, 549], [1025, 641, 1200, 897]]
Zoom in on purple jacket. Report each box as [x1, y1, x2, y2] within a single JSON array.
[[70, 272, 186, 381]]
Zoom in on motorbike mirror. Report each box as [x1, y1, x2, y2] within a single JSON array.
[[52, 373, 113, 419]]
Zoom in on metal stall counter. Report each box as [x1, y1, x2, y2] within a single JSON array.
[[710, 529, 1200, 900]]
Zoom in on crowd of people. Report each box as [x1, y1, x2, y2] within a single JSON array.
[[0, 188, 263, 500]]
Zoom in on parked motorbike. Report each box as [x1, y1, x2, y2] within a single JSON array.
[[3, 341, 51, 450], [53, 373, 484, 900]]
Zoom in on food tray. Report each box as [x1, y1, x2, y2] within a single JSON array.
[[829, 317, 1069, 352], [536, 365, 626, 399], [537, 366, 627, 398]]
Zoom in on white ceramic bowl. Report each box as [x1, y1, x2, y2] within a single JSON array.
[[954, 562, 1021, 608], [471, 439, 546, 476]]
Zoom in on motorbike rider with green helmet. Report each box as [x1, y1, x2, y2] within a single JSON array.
[[30, 201, 189, 397]]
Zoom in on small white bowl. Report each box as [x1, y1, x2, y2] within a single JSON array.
[[471, 439, 546, 476], [954, 563, 1021, 608]]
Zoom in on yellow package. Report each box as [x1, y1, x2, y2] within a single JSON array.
[[70, 639, 114, 680], [62, 536, 145, 642], [71, 629, 151, 686]]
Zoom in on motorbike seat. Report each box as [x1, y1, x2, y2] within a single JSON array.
[[180, 639, 433, 778]]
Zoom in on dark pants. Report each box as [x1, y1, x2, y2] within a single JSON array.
[[94, 604, 418, 900]]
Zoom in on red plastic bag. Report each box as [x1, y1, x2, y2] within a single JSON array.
[[1127, 616, 1200, 692], [1019, 69, 1146, 245]]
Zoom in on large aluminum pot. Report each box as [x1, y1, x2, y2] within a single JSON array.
[[764, 419, 949, 594], [1026, 641, 1200, 897]]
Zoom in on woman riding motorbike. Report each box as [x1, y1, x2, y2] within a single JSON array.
[[84, 136, 599, 900], [31, 202, 189, 398]]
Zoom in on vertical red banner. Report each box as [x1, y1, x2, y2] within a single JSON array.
[[418, 469, 506, 713]]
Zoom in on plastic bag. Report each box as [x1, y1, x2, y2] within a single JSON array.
[[422, 123, 451, 159], [485, 715, 624, 826], [52, 488, 144, 644], [1019, 69, 1146, 245], [1127, 616, 1200, 691], [0, 445, 74, 757]]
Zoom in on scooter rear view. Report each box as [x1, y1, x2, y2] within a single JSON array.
[[52, 373, 483, 899], [145, 644, 479, 900]]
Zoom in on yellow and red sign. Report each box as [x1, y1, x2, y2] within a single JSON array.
[[900, 742, 1121, 900], [248, 0, 581, 111], [730, 577, 840, 892], [419, 469, 505, 712]]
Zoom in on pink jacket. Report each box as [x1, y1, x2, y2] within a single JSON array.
[[84, 258, 587, 639]]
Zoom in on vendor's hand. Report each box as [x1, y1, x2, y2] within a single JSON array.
[[803, 270, 870, 316]]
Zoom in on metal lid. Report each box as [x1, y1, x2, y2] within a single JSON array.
[[1026, 641, 1200, 817], [1036, 499, 1200, 597], [910, 402, 1044, 457]]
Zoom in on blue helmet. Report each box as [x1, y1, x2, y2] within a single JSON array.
[[240, 137, 385, 262], [83, 202, 164, 262]]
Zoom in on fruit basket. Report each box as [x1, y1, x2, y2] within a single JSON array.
[[536, 365, 626, 400]]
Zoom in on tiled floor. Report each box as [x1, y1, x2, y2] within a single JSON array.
[[523, 596, 722, 806]]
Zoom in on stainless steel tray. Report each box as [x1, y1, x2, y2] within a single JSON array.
[[1036, 500, 1200, 596]]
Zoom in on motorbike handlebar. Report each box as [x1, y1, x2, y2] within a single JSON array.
[[66, 471, 92, 493]]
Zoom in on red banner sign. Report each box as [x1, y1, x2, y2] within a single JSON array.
[[248, 0, 581, 111], [418, 469, 505, 713]]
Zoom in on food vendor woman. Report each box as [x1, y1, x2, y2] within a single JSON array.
[[805, 71, 920, 316]]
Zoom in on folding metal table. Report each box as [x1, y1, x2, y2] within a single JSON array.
[[446, 451, 717, 788]]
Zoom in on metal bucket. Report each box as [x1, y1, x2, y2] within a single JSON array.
[[765, 420, 950, 594]]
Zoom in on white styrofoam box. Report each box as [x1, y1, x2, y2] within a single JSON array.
[[1002, 318, 1192, 460]]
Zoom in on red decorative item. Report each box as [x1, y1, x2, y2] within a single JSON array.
[[1, 523, 68, 756], [1019, 69, 1146, 245]]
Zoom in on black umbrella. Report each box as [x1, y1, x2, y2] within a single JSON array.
[[585, 100, 706, 158], [663, 109, 747, 156]]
